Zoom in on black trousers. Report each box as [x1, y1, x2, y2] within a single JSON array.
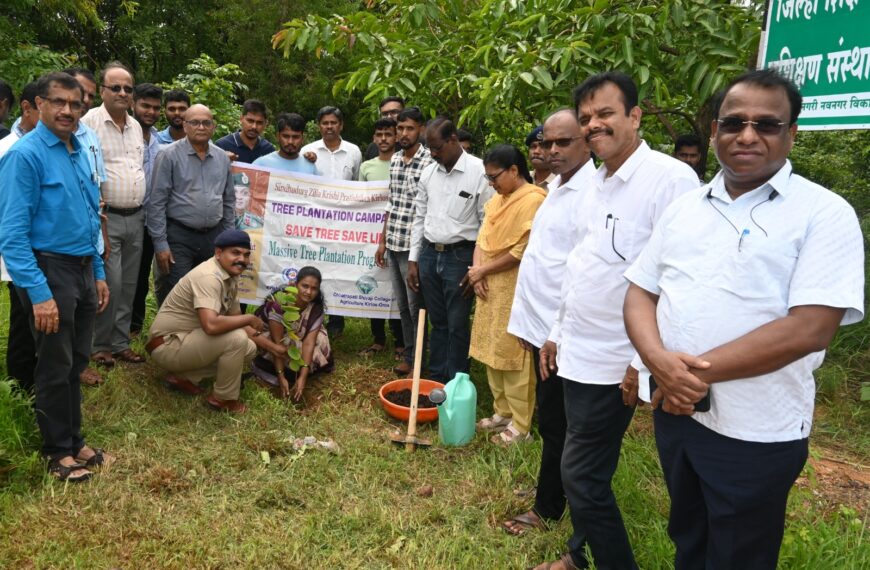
[[19, 254, 97, 460], [368, 317, 404, 347], [162, 221, 222, 303], [654, 410, 808, 570], [562, 380, 638, 569], [531, 346, 567, 520], [130, 224, 154, 333], [6, 282, 37, 393]]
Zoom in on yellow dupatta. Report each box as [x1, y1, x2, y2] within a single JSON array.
[[477, 183, 547, 254]]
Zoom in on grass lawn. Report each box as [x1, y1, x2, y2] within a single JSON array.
[[0, 286, 868, 569]]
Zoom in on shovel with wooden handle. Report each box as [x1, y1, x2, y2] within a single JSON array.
[[389, 308, 431, 450]]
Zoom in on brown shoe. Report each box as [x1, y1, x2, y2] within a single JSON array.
[[79, 367, 105, 387], [206, 394, 247, 414], [162, 374, 203, 396], [393, 361, 412, 376]]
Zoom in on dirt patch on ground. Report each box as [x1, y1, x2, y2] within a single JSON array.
[[795, 456, 870, 514]]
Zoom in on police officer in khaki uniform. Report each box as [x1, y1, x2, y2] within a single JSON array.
[[146, 230, 284, 413]]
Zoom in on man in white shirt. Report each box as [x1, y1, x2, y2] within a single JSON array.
[[81, 62, 147, 367], [503, 110, 595, 537], [407, 117, 492, 382], [533, 73, 699, 570], [623, 69, 864, 570], [300, 105, 362, 337]]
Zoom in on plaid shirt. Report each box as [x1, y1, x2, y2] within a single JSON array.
[[385, 144, 433, 251]]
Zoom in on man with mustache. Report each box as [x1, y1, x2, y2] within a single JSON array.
[[156, 90, 190, 144], [146, 230, 281, 413], [130, 84, 164, 339], [0, 72, 112, 481], [533, 72, 699, 570], [216, 99, 274, 164], [146, 104, 235, 304], [524, 125, 556, 190], [375, 106, 433, 376], [301, 105, 362, 338], [81, 61, 147, 368], [252, 112, 316, 174]]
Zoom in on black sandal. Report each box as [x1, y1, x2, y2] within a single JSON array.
[[75, 447, 108, 468], [48, 457, 92, 483]]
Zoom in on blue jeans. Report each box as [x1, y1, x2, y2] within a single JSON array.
[[417, 243, 474, 382]]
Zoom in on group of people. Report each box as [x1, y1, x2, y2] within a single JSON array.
[[0, 62, 864, 570]]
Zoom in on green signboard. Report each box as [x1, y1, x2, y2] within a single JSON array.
[[759, 0, 870, 130]]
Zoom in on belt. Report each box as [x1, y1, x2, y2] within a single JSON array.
[[34, 250, 92, 266], [168, 219, 218, 234], [105, 205, 143, 216], [145, 335, 165, 354], [425, 240, 475, 252]]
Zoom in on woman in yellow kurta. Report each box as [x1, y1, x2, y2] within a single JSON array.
[[468, 144, 546, 445]]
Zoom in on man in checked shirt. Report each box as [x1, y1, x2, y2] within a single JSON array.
[[375, 107, 433, 376]]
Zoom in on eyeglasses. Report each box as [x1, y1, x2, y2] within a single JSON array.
[[186, 119, 215, 128], [103, 84, 134, 94], [484, 169, 506, 182], [40, 97, 85, 112], [540, 136, 583, 150], [716, 117, 789, 136]]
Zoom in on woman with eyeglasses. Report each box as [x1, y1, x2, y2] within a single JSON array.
[[467, 144, 546, 445]]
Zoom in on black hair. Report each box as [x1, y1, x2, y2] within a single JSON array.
[[133, 83, 163, 102], [573, 71, 638, 115], [426, 116, 457, 141], [276, 112, 306, 133], [397, 106, 425, 124], [242, 98, 267, 117], [316, 105, 343, 123], [36, 72, 84, 99], [164, 89, 191, 106], [374, 118, 397, 130], [483, 144, 533, 183], [674, 133, 702, 152], [457, 128, 472, 142], [61, 68, 96, 84], [0, 80, 15, 107], [20, 81, 39, 107], [379, 96, 405, 109], [295, 266, 326, 311], [99, 61, 133, 84], [713, 68, 803, 125]]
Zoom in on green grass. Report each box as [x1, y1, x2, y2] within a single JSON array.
[[0, 287, 867, 568]]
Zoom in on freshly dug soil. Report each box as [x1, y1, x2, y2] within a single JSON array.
[[385, 389, 436, 408]]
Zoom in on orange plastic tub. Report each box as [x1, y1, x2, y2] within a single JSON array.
[[379, 378, 445, 424]]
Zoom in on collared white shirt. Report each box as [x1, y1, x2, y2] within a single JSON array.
[[625, 162, 864, 442], [408, 151, 493, 262], [81, 104, 146, 207], [507, 159, 596, 347], [549, 141, 699, 384], [0, 118, 24, 156], [301, 138, 362, 181]]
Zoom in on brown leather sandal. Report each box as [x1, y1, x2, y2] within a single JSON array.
[[503, 510, 548, 536]]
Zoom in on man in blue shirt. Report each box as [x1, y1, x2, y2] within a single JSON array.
[[156, 89, 190, 145], [215, 99, 274, 163], [0, 72, 112, 482], [252, 112, 316, 174]]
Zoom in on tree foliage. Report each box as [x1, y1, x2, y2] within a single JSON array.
[[274, 0, 763, 157]]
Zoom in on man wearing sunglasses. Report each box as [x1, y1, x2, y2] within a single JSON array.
[[623, 69, 864, 570], [146, 104, 235, 304], [533, 73, 699, 570], [81, 61, 147, 368]]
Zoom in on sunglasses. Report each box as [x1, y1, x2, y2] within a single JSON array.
[[540, 135, 583, 150], [103, 84, 134, 94], [716, 117, 789, 136]]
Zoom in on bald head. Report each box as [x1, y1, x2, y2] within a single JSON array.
[[184, 104, 216, 146], [543, 108, 589, 178]]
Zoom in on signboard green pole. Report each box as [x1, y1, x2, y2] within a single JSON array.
[[758, 0, 870, 130]]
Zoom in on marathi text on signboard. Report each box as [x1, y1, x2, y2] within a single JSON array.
[[759, 0, 870, 130]]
